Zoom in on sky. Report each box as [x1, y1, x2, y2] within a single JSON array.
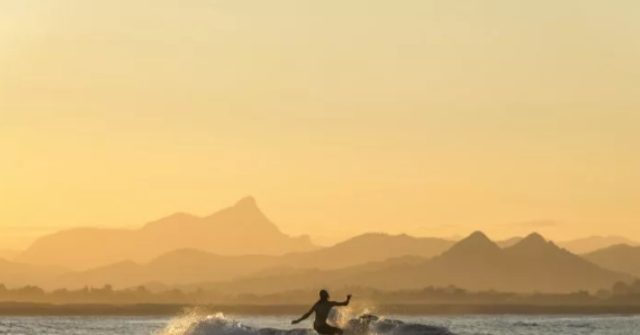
[[1, 0, 639, 249]]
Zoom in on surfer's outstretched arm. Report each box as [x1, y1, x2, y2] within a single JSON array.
[[333, 294, 352, 307], [291, 303, 316, 325]]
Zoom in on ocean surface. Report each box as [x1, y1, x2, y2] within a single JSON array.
[[1, 313, 639, 335]]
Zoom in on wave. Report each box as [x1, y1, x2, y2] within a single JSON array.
[[158, 312, 454, 335]]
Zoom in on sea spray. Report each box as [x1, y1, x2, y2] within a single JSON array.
[[155, 308, 223, 335], [156, 310, 454, 335]]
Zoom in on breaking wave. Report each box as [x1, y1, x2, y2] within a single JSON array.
[[157, 311, 453, 335]]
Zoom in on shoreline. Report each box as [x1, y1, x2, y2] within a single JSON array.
[[1, 302, 640, 316]]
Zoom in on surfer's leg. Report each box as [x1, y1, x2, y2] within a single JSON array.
[[314, 324, 342, 335], [326, 325, 343, 335]]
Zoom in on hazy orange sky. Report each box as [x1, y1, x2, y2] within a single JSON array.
[[1, 0, 639, 249]]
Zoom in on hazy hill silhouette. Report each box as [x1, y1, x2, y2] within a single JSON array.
[[280, 233, 453, 270], [16, 197, 315, 270], [57, 249, 278, 288], [584, 244, 640, 277], [558, 236, 638, 254], [498, 233, 631, 291], [0, 258, 66, 288], [210, 232, 631, 294], [57, 233, 453, 289], [0, 249, 20, 261], [382, 232, 631, 292], [8, 194, 636, 293]]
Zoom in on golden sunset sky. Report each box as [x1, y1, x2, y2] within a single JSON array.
[[1, 0, 639, 249]]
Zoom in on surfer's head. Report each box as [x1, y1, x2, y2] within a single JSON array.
[[319, 289, 329, 301]]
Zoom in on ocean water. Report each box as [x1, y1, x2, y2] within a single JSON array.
[[1, 313, 639, 335]]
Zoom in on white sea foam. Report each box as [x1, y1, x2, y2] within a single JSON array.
[[157, 311, 453, 335]]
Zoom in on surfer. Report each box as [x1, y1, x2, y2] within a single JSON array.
[[291, 290, 351, 335]]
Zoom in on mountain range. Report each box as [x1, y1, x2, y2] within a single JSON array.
[[206, 232, 631, 294], [3, 197, 638, 294], [56, 233, 454, 289], [16, 197, 315, 270]]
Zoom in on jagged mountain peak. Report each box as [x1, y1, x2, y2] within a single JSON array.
[[17, 197, 316, 270], [207, 196, 267, 221], [205, 196, 278, 234], [458, 231, 496, 247], [509, 232, 558, 250], [441, 231, 501, 258], [505, 233, 570, 258], [233, 196, 258, 209], [468, 230, 491, 241], [518, 232, 548, 245]]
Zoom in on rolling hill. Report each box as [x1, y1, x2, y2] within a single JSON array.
[[558, 236, 638, 254], [279, 233, 453, 270], [0, 258, 66, 289], [56, 249, 277, 288], [583, 244, 640, 277], [0, 249, 20, 261]]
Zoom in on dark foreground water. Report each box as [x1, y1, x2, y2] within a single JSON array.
[[1, 313, 639, 335]]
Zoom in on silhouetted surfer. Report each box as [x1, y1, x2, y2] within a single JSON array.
[[291, 290, 351, 335]]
